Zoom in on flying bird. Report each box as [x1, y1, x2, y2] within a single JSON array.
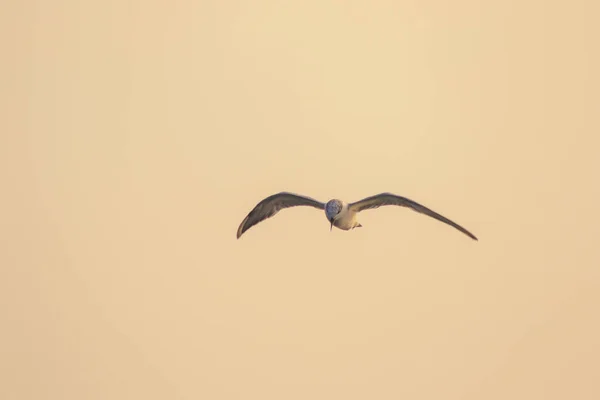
[[236, 192, 478, 240]]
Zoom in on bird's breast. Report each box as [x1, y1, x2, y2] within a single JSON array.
[[333, 208, 358, 230]]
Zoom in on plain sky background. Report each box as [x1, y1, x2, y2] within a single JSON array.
[[2, 1, 599, 399]]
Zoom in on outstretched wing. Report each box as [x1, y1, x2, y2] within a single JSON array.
[[349, 193, 478, 240], [237, 192, 325, 238]]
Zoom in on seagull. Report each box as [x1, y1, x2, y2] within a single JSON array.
[[236, 192, 478, 240]]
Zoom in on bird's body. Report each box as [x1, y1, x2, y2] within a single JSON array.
[[325, 199, 361, 230], [236, 191, 478, 241]]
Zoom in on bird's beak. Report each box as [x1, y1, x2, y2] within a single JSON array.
[[330, 219, 334, 231]]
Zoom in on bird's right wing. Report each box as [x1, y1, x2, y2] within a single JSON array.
[[237, 192, 325, 238], [349, 192, 478, 240]]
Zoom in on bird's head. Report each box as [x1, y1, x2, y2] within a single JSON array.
[[325, 199, 343, 231]]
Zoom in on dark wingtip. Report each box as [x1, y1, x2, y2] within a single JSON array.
[[236, 219, 246, 239]]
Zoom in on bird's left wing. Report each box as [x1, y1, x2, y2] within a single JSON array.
[[349, 192, 478, 240], [237, 192, 325, 238]]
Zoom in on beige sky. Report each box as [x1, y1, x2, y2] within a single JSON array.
[[2, 1, 599, 399]]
